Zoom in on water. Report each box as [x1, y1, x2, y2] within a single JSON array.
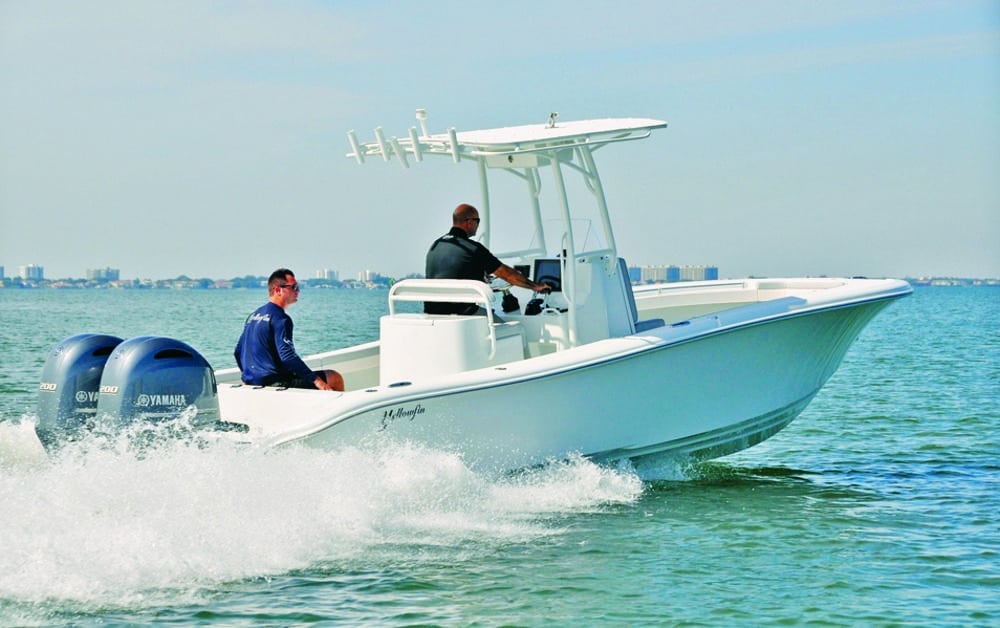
[[0, 286, 997, 626]]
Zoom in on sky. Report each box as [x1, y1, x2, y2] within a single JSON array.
[[1, 0, 998, 281]]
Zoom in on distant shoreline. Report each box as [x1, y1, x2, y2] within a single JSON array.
[[1, 276, 997, 290]]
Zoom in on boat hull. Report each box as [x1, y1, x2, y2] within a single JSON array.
[[218, 290, 901, 473]]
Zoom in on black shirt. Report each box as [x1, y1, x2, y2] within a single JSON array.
[[424, 226, 502, 314]]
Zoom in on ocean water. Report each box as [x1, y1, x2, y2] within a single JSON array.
[[0, 286, 996, 627]]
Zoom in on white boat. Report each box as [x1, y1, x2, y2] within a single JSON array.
[[210, 110, 910, 470], [36, 111, 911, 473]]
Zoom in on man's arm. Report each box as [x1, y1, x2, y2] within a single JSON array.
[[493, 264, 552, 293], [234, 335, 243, 370], [272, 316, 316, 381]]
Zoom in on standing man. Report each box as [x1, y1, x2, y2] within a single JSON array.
[[424, 203, 551, 314], [235, 268, 344, 391]]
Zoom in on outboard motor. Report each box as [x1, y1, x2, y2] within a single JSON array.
[[37, 333, 124, 449], [96, 336, 219, 430]]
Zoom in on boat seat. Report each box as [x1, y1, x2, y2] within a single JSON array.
[[618, 258, 665, 333], [379, 314, 526, 385], [379, 280, 530, 385]]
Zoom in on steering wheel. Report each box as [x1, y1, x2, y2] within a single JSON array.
[[535, 275, 561, 292]]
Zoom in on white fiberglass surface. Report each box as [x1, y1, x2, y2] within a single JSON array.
[[449, 118, 666, 148]]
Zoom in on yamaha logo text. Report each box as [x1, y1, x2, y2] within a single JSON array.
[[75, 391, 100, 403], [136, 394, 188, 408]]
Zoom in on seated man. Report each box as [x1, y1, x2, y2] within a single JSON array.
[[235, 268, 344, 391], [424, 203, 551, 314]]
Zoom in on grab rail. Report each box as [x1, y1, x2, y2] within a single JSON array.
[[387, 279, 500, 358]]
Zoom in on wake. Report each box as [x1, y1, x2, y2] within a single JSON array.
[[0, 416, 644, 609]]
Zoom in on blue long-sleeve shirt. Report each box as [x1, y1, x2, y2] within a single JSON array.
[[234, 302, 314, 385]]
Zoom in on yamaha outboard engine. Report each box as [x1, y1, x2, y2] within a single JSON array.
[[96, 336, 219, 430], [37, 333, 124, 449]]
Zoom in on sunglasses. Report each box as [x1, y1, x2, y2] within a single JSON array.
[[279, 283, 300, 292]]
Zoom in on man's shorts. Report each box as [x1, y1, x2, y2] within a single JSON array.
[[248, 371, 325, 389]]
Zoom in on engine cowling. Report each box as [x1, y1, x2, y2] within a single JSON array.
[[96, 336, 219, 429], [37, 333, 124, 448], [37, 334, 219, 449]]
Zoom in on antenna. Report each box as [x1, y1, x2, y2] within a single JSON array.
[[415, 108, 429, 137]]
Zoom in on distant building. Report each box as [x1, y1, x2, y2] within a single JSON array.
[[635, 265, 680, 283], [358, 269, 390, 287], [679, 265, 718, 282], [0, 265, 4, 280], [316, 268, 339, 281], [86, 267, 120, 281], [630, 264, 718, 283], [19, 264, 44, 281]]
